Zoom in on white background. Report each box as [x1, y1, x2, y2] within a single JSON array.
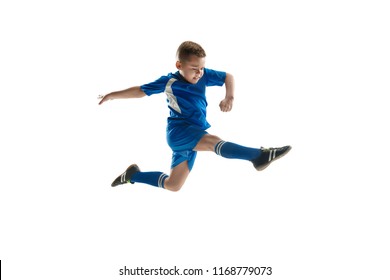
[[1, 0, 389, 279]]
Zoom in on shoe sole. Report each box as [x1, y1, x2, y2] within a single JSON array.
[[255, 146, 292, 171]]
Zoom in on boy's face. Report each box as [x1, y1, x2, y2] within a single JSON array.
[[176, 55, 206, 84]]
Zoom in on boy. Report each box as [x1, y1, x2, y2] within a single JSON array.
[[98, 41, 291, 191]]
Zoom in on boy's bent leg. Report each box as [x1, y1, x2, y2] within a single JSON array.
[[131, 162, 190, 191], [111, 161, 190, 191]]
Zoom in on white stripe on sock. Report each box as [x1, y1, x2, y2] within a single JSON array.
[[158, 174, 168, 188], [215, 141, 226, 156]]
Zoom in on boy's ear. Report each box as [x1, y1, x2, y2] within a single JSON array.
[[175, 61, 182, 70]]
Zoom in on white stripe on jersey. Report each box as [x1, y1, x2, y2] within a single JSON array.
[[164, 78, 181, 113]]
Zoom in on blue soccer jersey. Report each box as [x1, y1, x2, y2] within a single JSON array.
[[141, 68, 226, 130]]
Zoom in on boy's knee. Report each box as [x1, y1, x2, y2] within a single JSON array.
[[170, 186, 182, 192], [167, 183, 183, 192], [208, 135, 222, 151], [164, 181, 184, 192], [209, 134, 222, 144], [196, 134, 222, 151]]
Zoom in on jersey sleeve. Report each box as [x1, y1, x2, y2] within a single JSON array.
[[204, 68, 226, 87], [140, 75, 170, 96]]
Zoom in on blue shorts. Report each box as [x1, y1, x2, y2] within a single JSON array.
[[166, 124, 208, 171]]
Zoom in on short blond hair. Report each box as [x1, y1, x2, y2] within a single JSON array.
[[176, 41, 206, 62]]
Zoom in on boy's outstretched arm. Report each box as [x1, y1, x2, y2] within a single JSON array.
[[219, 73, 235, 112], [98, 86, 146, 105]]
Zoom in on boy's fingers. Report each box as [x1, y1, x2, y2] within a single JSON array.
[[98, 97, 106, 105]]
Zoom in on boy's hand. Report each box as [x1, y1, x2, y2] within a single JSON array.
[[219, 97, 234, 112], [98, 94, 110, 105]]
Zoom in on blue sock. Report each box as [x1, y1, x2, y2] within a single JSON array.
[[214, 141, 261, 161], [131, 171, 168, 188]]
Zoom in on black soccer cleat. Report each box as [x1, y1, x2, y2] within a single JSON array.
[[111, 164, 140, 187], [251, 146, 292, 171]]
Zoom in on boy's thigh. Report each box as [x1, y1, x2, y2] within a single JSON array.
[[193, 134, 222, 151]]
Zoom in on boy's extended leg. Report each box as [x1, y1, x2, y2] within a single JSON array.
[[111, 160, 190, 192], [194, 134, 291, 170]]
